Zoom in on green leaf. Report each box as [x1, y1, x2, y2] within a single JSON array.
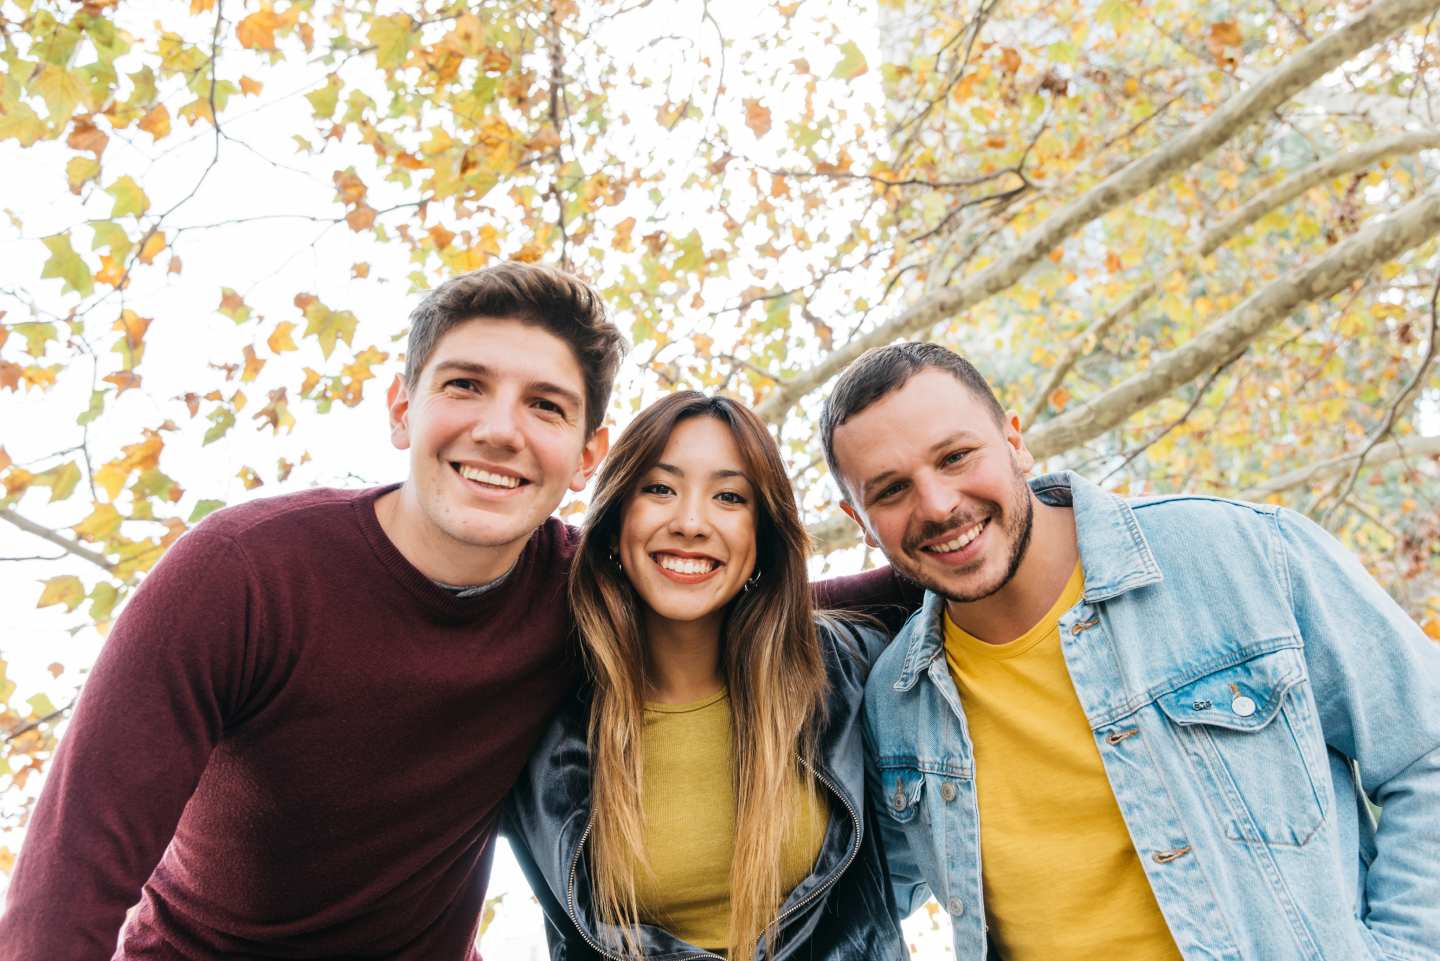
[[26, 693, 57, 718], [88, 581, 119, 622], [18, 322, 57, 358], [91, 220, 133, 259], [66, 155, 101, 192], [29, 63, 85, 122], [77, 388, 106, 425], [43, 461, 82, 501], [40, 233, 94, 296], [189, 498, 225, 522], [369, 14, 416, 70], [203, 408, 235, 445], [106, 175, 149, 218], [831, 40, 868, 80], [0, 100, 47, 147], [306, 76, 341, 120], [303, 302, 357, 359]]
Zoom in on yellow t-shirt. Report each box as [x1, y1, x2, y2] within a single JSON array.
[[628, 688, 829, 951], [943, 563, 1182, 961]]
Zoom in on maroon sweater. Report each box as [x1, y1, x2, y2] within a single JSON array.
[[0, 486, 582, 959], [0, 486, 908, 960]]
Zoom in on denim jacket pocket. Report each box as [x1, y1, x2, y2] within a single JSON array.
[[1155, 647, 1328, 848], [875, 762, 925, 825]]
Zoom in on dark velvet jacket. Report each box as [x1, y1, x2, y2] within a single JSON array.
[[503, 620, 909, 961]]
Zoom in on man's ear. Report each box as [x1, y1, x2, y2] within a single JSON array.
[[570, 425, 609, 493], [839, 500, 880, 549], [387, 374, 412, 450], [1004, 410, 1035, 474]]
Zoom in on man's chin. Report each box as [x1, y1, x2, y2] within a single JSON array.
[[895, 555, 1007, 605]]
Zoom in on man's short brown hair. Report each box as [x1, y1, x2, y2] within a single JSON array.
[[820, 342, 1006, 500], [405, 262, 627, 437]]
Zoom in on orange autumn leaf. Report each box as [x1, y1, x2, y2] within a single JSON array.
[[267, 321, 298, 353], [236, 10, 281, 51], [239, 76, 264, 96], [743, 99, 772, 137], [137, 104, 171, 140], [138, 231, 166, 265]]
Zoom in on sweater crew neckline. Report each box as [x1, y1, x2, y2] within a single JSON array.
[[350, 483, 538, 620]]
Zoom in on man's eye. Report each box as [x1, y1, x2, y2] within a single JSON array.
[[533, 398, 565, 416], [875, 483, 905, 502], [942, 450, 969, 466], [445, 378, 478, 392]]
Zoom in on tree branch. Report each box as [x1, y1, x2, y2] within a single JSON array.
[[1317, 262, 1440, 522], [1200, 129, 1440, 256], [1026, 185, 1440, 460], [0, 508, 114, 574], [1241, 434, 1440, 498], [753, 0, 1440, 423]]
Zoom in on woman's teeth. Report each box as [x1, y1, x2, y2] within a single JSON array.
[[655, 554, 719, 575]]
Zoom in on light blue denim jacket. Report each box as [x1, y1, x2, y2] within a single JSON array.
[[863, 471, 1440, 961]]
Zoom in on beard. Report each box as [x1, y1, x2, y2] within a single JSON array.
[[891, 468, 1035, 605]]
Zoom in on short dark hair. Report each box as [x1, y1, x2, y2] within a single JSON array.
[[820, 342, 1006, 499], [404, 262, 627, 437]]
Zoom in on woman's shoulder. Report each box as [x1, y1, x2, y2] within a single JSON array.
[[814, 614, 895, 676]]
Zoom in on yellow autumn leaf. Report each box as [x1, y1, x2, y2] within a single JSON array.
[[73, 503, 123, 541], [267, 321, 298, 353], [37, 575, 85, 612]]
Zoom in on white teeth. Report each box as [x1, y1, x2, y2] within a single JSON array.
[[656, 554, 719, 575], [923, 519, 987, 553], [458, 465, 522, 488]]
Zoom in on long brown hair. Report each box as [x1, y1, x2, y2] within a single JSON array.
[[570, 391, 830, 961]]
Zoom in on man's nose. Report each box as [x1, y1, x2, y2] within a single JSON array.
[[470, 402, 526, 452], [913, 473, 959, 524]]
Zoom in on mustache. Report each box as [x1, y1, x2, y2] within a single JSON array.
[[902, 512, 990, 553]]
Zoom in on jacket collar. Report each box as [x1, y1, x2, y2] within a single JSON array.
[[892, 470, 1162, 692]]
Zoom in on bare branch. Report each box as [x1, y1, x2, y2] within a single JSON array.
[[1241, 434, 1440, 498], [1027, 185, 1440, 460], [0, 509, 114, 574], [1318, 263, 1440, 522], [1200, 130, 1440, 256], [4, 699, 76, 744], [752, 0, 1440, 423]]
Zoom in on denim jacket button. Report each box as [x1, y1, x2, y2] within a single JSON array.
[[947, 896, 965, 916], [1231, 695, 1257, 717], [939, 782, 957, 802]]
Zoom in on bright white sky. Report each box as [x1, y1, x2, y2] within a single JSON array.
[[0, 0, 953, 953]]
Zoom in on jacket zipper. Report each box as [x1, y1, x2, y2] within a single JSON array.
[[566, 815, 725, 961], [764, 756, 862, 945]]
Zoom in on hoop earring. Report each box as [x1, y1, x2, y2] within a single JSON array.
[[742, 568, 761, 592]]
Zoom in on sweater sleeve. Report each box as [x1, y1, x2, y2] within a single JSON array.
[[812, 566, 923, 635], [0, 528, 257, 961]]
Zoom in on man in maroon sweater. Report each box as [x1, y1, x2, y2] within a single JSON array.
[[0, 264, 624, 959], [0, 264, 907, 960]]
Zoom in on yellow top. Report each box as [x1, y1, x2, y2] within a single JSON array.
[[943, 563, 1182, 961], [629, 688, 829, 951]]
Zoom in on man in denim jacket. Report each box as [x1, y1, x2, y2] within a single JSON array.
[[821, 342, 1440, 961]]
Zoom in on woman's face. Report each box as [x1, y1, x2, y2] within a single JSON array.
[[618, 416, 759, 634]]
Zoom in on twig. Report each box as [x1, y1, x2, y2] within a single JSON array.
[[4, 699, 77, 744], [0, 508, 114, 573], [1318, 263, 1440, 524]]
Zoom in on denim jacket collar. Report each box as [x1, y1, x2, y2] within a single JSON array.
[[893, 470, 1163, 692]]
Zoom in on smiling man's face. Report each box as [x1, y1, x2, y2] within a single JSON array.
[[387, 316, 605, 580], [832, 368, 1036, 604]]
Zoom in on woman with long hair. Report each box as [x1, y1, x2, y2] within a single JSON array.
[[506, 391, 906, 961]]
